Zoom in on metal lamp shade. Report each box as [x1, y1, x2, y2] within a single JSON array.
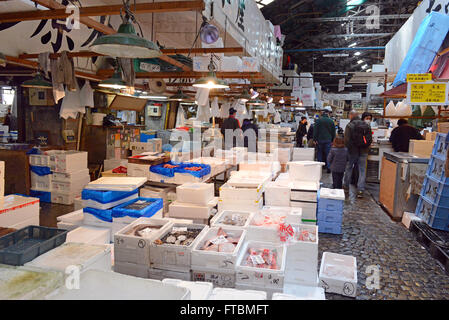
[[239, 90, 251, 102], [193, 72, 229, 89], [21, 73, 52, 89], [99, 70, 128, 90], [200, 23, 219, 44], [90, 23, 162, 59], [169, 89, 193, 102]]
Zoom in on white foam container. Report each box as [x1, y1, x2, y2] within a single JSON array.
[[47, 150, 88, 173], [10, 215, 40, 230], [174, 172, 211, 185], [24, 242, 111, 273], [0, 195, 40, 228], [30, 171, 52, 191], [265, 181, 291, 207], [261, 206, 303, 225], [162, 279, 213, 300], [113, 208, 163, 225], [168, 197, 218, 220], [235, 282, 281, 299], [47, 269, 190, 300], [84, 177, 147, 191], [290, 201, 317, 223], [52, 175, 90, 193], [148, 267, 191, 281], [235, 241, 286, 291], [176, 183, 215, 206], [114, 217, 173, 265], [292, 148, 315, 162], [82, 193, 138, 210], [208, 287, 267, 300], [218, 198, 263, 213], [51, 191, 78, 205], [282, 282, 325, 300], [114, 261, 149, 278], [29, 154, 50, 166], [210, 210, 254, 229], [319, 188, 345, 200], [191, 265, 236, 288], [66, 226, 110, 245], [288, 161, 325, 182], [57, 209, 84, 226], [51, 168, 90, 183], [191, 227, 246, 270], [219, 182, 263, 202], [274, 148, 292, 163], [187, 157, 228, 176], [290, 180, 320, 202], [127, 163, 151, 179], [149, 171, 177, 184], [227, 171, 271, 188], [319, 252, 357, 298], [150, 223, 209, 272]]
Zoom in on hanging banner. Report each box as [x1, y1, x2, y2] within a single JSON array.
[[338, 78, 345, 92], [406, 82, 449, 105]]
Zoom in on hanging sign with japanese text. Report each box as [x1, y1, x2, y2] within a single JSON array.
[[406, 82, 449, 105]]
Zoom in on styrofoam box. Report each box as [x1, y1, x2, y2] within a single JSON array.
[[51, 168, 90, 183], [292, 148, 315, 162], [162, 279, 213, 300], [150, 223, 209, 272], [210, 210, 254, 229], [319, 252, 357, 298], [220, 56, 242, 72], [246, 212, 285, 244], [235, 241, 286, 291], [114, 261, 149, 278], [218, 198, 263, 213], [149, 171, 177, 184], [82, 193, 138, 210], [187, 157, 228, 177], [0, 195, 40, 228], [113, 207, 163, 225], [288, 161, 325, 182], [57, 222, 78, 231], [402, 211, 422, 229], [52, 175, 90, 193], [191, 265, 236, 288], [261, 206, 303, 225], [228, 171, 272, 188], [127, 163, 151, 179], [29, 154, 50, 166], [176, 183, 214, 206], [234, 282, 280, 299], [281, 283, 325, 300], [274, 148, 292, 163], [31, 171, 52, 191], [319, 188, 345, 201], [47, 269, 190, 300], [290, 181, 320, 203], [191, 227, 247, 271], [104, 159, 128, 171], [25, 242, 111, 273], [208, 287, 267, 300], [239, 161, 274, 173], [168, 197, 218, 220], [114, 217, 173, 265], [47, 150, 88, 173], [265, 181, 291, 207], [290, 200, 317, 222], [148, 267, 191, 281], [51, 191, 78, 205], [219, 182, 263, 201], [66, 226, 110, 245], [174, 172, 211, 185], [83, 216, 129, 242], [84, 177, 147, 192], [57, 209, 84, 226], [9, 215, 40, 230], [74, 197, 83, 211]]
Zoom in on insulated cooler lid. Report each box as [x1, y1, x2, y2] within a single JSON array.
[[319, 188, 345, 201], [84, 177, 147, 191]]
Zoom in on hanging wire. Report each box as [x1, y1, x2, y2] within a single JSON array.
[[121, 0, 145, 38]]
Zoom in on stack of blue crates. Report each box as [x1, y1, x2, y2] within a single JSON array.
[[415, 133, 449, 231], [317, 188, 345, 234]]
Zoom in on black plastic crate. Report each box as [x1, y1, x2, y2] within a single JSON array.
[[0, 226, 68, 266]]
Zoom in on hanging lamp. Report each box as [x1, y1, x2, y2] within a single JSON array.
[[279, 96, 285, 104], [193, 56, 229, 89], [90, 1, 161, 59], [99, 65, 127, 90], [169, 89, 193, 102], [238, 89, 251, 103], [21, 71, 52, 89]]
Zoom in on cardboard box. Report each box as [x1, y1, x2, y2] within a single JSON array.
[[424, 131, 438, 141], [437, 122, 449, 134], [409, 140, 434, 158]]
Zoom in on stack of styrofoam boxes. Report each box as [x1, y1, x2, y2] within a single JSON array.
[[235, 240, 287, 298], [66, 226, 111, 245], [29, 154, 53, 203], [319, 252, 357, 298], [114, 217, 173, 278], [292, 148, 315, 162], [218, 182, 264, 213], [210, 210, 254, 230], [0, 194, 40, 229], [191, 227, 247, 288], [162, 279, 213, 300], [47, 151, 89, 205], [239, 161, 281, 180], [168, 183, 217, 224], [127, 162, 152, 180], [265, 180, 291, 207], [149, 223, 209, 281], [140, 185, 176, 216], [317, 188, 345, 234], [130, 139, 162, 156], [289, 161, 324, 225], [284, 224, 319, 289], [187, 157, 229, 177]]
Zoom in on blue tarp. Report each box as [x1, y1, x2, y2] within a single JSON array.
[[83, 207, 113, 223], [26, 147, 43, 155], [30, 165, 52, 176]]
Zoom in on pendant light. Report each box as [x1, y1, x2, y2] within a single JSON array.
[[21, 71, 52, 89], [267, 96, 273, 104], [279, 96, 285, 104], [193, 56, 229, 89], [249, 88, 259, 99], [90, 1, 161, 59], [99, 65, 127, 90], [238, 89, 251, 103], [169, 88, 193, 102]]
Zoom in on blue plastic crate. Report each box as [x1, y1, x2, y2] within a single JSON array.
[[112, 197, 163, 219], [318, 221, 342, 235], [140, 133, 156, 142], [317, 198, 344, 213], [432, 133, 448, 160], [317, 210, 343, 224], [81, 188, 139, 204], [415, 195, 449, 226], [420, 175, 449, 207], [426, 156, 448, 182], [427, 214, 449, 232], [30, 189, 51, 203]]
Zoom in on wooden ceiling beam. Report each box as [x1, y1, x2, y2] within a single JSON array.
[[1, 1, 204, 24]]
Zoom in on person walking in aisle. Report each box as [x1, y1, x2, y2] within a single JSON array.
[[327, 135, 348, 189], [296, 117, 308, 147], [343, 110, 373, 198], [221, 108, 241, 149], [313, 111, 336, 172], [389, 118, 423, 152]]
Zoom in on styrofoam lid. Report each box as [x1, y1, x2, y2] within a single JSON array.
[[319, 188, 345, 201], [289, 180, 320, 191], [209, 288, 267, 300], [162, 279, 213, 300], [84, 177, 147, 191], [177, 183, 213, 190], [320, 252, 357, 281]]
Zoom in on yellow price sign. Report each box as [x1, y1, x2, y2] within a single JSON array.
[[407, 73, 433, 82], [409, 83, 447, 104]]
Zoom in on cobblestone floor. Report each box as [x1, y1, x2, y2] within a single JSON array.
[[320, 173, 449, 300]]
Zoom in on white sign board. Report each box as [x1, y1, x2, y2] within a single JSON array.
[[322, 92, 363, 101]]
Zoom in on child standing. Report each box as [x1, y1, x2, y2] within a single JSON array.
[[327, 135, 348, 189]]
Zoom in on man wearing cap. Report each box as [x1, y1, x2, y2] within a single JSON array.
[[221, 107, 242, 149]]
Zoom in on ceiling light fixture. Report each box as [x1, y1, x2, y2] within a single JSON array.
[[193, 56, 229, 89], [90, 0, 161, 58], [21, 71, 52, 89], [357, 60, 364, 64], [349, 42, 357, 47], [267, 96, 273, 104], [99, 65, 128, 90], [354, 52, 361, 56], [238, 89, 251, 103], [169, 88, 192, 102], [279, 97, 285, 104], [250, 88, 259, 99]]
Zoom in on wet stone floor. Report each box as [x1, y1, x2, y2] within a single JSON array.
[[39, 174, 449, 300]]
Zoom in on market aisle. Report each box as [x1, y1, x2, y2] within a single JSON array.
[[320, 173, 449, 300]]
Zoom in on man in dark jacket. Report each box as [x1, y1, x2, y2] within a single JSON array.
[[343, 110, 373, 198], [389, 118, 423, 152], [296, 117, 308, 147], [221, 108, 242, 149], [313, 111, 336, 171], [242, 118, 258, 152]]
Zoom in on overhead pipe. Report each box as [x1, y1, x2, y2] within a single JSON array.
[[284, 47, 385, 53]]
